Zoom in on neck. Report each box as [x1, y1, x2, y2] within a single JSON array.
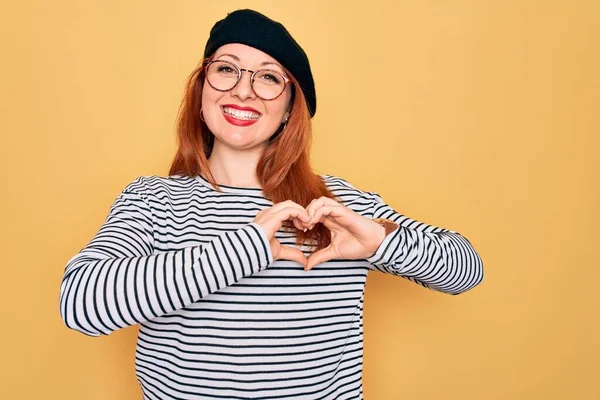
[[206, 141, 265, 188]]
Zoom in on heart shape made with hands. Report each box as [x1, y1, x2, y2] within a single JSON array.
[[277, 197, 388, 271]]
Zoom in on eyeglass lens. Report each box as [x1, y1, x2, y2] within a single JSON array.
[[206, 60, 286, 100]]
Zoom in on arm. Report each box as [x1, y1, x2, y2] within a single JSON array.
[[59, 179, 272, 337], [365, 191, 484, 295]]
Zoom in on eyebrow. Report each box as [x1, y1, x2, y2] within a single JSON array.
[[216, 53, 283, 70]]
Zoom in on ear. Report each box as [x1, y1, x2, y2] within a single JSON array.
[[283, 111, 290, 123]]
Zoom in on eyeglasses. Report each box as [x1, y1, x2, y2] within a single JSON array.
[[203, 60, 291, 101]]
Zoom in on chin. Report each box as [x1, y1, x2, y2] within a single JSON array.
[[213, 135, 258, 151], [214, 129, 274, 149]]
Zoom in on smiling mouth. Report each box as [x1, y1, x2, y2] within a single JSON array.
[[221, 106, 261, 121]]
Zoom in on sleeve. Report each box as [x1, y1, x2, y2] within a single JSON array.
[[58, 178, 273, 337], [364, 191, 484, 295]]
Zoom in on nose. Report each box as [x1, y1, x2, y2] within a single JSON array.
[[230, 69, 256, 101]]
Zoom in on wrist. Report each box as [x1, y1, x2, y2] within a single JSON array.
[[372, 218, 398, 237], [366, 218, 397, 257]]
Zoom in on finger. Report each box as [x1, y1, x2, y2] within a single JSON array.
[[260, 201, 307, 224], [306, 198, 317, 210], [306, 197, 340, 222], [305, 198, 324, 220], [305, 198, 324, 221], [256, 206, 312, 239], [306, 245, 339, 271], [268, 200, 306, 214], [292, 217, 309, 232], [274, 207, 311, 225], [277, 245, 308, 267], [310, 204, 346, 226]]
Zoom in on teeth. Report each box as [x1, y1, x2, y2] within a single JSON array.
[[223, 107, 260, 120]]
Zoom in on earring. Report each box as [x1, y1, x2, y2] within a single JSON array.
[[200, 108, 205, 122]]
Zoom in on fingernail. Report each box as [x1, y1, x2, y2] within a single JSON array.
[[303, 228, 307, 232]]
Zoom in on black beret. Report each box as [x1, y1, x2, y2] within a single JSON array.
[[203, 9, 317, 118]]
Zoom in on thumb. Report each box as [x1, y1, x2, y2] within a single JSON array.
[[276, 245, 308, 268], [306, 245, 337, 271]]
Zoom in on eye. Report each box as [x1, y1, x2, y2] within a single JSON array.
[[217, 65, 236, 74], [257, 71, 282, 85]]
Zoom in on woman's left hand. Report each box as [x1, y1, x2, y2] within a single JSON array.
[[304, 197, 387, 271]]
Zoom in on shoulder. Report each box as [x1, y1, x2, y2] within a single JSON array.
[[119, 174, 198, 201], [320, 173, 383, 206]]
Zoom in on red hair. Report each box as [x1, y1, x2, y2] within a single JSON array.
[[168, 59, 336, 251]]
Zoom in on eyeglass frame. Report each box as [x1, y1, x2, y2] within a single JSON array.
[[202, 59, 292, 101]]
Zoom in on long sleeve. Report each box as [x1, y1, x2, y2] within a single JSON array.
[[59, 179, 273, 337], [364, 191, 484, 295]]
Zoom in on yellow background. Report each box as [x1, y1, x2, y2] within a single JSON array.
[[1, 1, 598, 399]]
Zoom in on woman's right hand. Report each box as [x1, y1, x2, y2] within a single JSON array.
[[252, 200, 311, 267]]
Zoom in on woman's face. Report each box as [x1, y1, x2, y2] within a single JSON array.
[[201, 43, 292, 152]]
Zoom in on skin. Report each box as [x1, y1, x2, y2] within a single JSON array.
[[202, 43, 391, 270], [202, 43, 291, 188]]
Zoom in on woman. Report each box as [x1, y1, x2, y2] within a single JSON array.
[[59, 9, 483, 399]]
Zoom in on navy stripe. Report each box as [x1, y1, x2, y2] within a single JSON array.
[[59, 173, 483, 399]]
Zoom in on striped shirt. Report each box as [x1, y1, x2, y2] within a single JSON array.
[[59, 174, 483, 399]]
